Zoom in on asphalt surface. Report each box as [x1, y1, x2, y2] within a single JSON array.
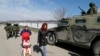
[[0, 25, 91, 56]]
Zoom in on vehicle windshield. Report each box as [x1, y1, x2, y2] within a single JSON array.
[[59, 19, 68, 26]]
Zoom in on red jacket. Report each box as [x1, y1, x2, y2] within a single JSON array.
[[22, 32, 30, 42]]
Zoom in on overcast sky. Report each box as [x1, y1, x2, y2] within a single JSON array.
[[0, 0, 100, 21]]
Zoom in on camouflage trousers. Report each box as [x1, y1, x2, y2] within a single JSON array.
[[12, 30, 19, 37], [6, 31, 12, 39]]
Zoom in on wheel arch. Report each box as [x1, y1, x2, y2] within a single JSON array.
[[47, 30, 57, 44], [48, 31, 56, 36], [90, 34, 100, 55], [91, 34, 100, 48]]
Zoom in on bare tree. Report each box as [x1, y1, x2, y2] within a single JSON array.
[[53, 7, 67, 20], [53, 7, 67, 26]]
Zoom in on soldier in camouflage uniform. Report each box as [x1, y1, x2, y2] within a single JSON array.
[[87, 2, 97, 15], [4, 23, 13, 39], [12, 24, 20, 38]]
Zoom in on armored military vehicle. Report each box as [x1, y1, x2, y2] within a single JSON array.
[[47, 13, 100, 56]]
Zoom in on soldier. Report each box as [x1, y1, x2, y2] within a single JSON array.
[[87, 2, 97, 15], [4, 23, 13, 39], [12, 24, 20, 38]]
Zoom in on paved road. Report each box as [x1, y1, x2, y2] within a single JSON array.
[[0, 25, 91, 56]]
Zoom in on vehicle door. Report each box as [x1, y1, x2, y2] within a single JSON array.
[[70, 19, 92, 43], [55, 19, 69, 41]]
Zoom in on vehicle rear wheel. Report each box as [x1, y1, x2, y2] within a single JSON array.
[[92, 41, 100, 56], [47, 32, 56, 45]]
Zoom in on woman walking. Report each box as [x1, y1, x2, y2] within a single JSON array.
[[37, 22, 48, 56]]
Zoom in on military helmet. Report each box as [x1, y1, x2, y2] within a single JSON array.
[[16, 24, 18, 26], [6, 23, 11, 26], [89, 2, 95, 7], [14, 24, 18, 26]]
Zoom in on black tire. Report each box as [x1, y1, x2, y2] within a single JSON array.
[[92, 41, 100, 56], [47, 32, 56, 45]]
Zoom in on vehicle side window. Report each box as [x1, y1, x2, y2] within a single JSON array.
[[97, 18, 100, 23], [75, 19, 86, 23], [59, 19, 68, 26]]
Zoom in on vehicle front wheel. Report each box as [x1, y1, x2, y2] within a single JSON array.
[[47, 32, 56, 45], [92, 41, 100, 56]]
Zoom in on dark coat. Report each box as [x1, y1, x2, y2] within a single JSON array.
[[38, 30, 48, 46], [20, 29, 32, 35]]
